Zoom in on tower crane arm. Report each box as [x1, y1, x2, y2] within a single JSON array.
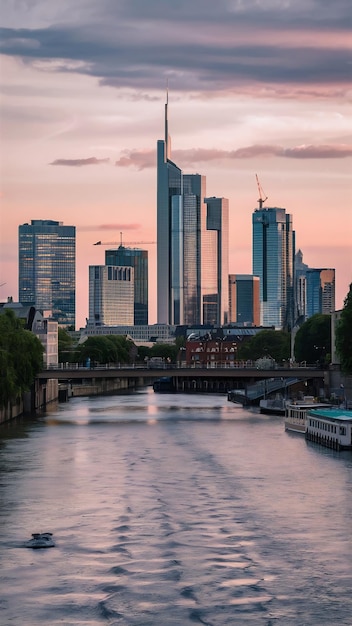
[[255, 174, 268, 209]]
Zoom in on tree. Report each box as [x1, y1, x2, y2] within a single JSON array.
[[0, 309, 44, 407], [335, 283, 352, 374], [237, 329, 290, 363], [74, 335, 135, 365], [294, 314, 331, 365], [58, 328, 75, 363]]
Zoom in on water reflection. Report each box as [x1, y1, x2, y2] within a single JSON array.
[[0, 389, 351, 625]]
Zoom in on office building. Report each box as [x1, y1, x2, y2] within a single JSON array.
[[18, 219, 75, 328], [229, 274, 260, 326], [157, 95, 229, 326], [252, 207, 295, 330], [204, 196, 229, 325], [295, 250, 335, 320], [157, 92, 182, 324], [88, 265, 134, 326], [105, 246, 148, 325]]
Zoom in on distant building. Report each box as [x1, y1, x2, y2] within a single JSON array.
[[0, 300, 58, 367], [18, 219, 76, 328], [83, 323, 176, 344], [157, 94, 229, 326], [252, 207, 295, 330], [204, 196, 229, 326], [228, 274, 260, 326], [88, 265, 134, 326], [105, 246, 148, 325], [295, 250, 335, 320]]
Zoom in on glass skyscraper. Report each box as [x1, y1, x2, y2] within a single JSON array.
[[228, 275, 260, 326], [295, 250, 335, 320], [105, 246, 148, 325], [252, 207, 294, 330], [18, 220, 76, 328], [157, 95, 229, 326]]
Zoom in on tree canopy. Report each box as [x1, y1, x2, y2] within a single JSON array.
[[74, 335, 136, 365], [0, 309, 44, 407], [237, 329, 290, 363], [335, 283, 352, 374], [294, 314, 331, 365]]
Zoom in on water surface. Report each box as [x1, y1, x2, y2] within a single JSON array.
[[1, 389, 351, 625]]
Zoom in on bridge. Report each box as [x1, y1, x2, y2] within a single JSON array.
[[38, 365, 326, 398]]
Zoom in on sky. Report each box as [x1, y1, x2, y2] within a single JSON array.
[[0, 0, 351, 329]]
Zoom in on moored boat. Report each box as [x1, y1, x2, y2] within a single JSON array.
[[306, 408, 352, 450], [284, 396, 331, 434]]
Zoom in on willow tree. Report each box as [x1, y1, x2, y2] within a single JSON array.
[[335, 283, 352, 374]]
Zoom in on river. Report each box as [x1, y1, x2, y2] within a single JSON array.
[[0, 388, 351, 625]]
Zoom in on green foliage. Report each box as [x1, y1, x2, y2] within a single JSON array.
[[335, 283, 352, 374], [136, 343, 178, 363], [74, 335, 135, 365], [294, 314, 331, 364], [237, 330, 290, 363], [58, 328, 75, 362], [0, 309, 44, 407]]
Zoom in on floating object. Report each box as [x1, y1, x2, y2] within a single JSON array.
[[25, 532, 55, 548]]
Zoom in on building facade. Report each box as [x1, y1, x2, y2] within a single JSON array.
[[252, 207, 295, 330], [228, 274, 260, 326], [88, 265, 134, 326], [18, 220, 75, 328], [105, 246, 148, 325], [295, 250, 335, 320], [157, 95, 229, 326]]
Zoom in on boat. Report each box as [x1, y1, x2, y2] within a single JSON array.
[[284, 396, 332, 434], [306, 408, 352, 450], [25, 532, 55, 548], [259, 396, 286, 415]]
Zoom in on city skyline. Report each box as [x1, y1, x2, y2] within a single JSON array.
[[0, 1, 351, 328]]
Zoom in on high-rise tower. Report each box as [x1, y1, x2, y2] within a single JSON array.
[[105, 246, 148, 325], [252, 207, 294, 330], [18, 219, 76, 328], [157, 95, 229, 326], [157, 91, 182, 324]]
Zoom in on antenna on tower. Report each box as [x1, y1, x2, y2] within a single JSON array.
[[255, 174, 268, 209], [165, 80, 171, 160]]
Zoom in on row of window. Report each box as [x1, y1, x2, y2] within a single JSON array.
[[308, 419, 347, 436]]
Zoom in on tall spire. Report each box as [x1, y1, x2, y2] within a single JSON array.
[[164, 82, 171, 161]]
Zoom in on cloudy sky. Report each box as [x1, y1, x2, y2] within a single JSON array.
[[1, 0, 351, 327]]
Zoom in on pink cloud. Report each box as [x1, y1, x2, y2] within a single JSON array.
[[50, 157, 110, 166], [79, 223, 141, 232], [114, 144, 352, 169]]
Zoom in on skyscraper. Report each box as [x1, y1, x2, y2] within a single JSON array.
[[228, 275, 260, 326], [252, 207, 294, 330], [157, 95, 229, 326], [88, 265, 134, 326], [204, 196, 229, 325], [295, 250, 335, 320], [18, 219, 75, 328], [105, 246, 148, 325], [157, 92, 182, 324]]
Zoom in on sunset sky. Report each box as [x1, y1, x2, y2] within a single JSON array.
[[1, 0, 351, 328]]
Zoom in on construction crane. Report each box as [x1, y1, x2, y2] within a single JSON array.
[[94, 232, 156, 246], [256, 174, 268, 209]]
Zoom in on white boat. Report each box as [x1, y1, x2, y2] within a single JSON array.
[[284, 396, 331, 434], [306, 408, 352, 450], [25, 532, 55, 548]]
